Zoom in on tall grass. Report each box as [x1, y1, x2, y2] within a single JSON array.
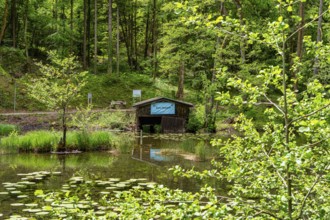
[[0, 124, 19, 136], [0, 130, 59, 153], [0, 130, 133, 153]]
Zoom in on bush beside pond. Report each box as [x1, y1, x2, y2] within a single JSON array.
[[0, 130, 131, 153], [0, 124, 19, 136]]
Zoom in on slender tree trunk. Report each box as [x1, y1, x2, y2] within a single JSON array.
[[83, 0, 88, 69], [294, 1, 305, 92], [152, 0, 157, 78], [129, 5, 134, 69], [70, 0, 74, 52], [176, 62, 184, 100], [54, 0, 58, 31], [205, 37, 220, 132], [0, 0, 9, 44], [61, 1, 66, 55], [11, 0, 17, 48], [59, 107, 67, 152], [108, 0, 113, 75], [144, 3, 150, 58], [24, 0, 29, 58], [233, 0, 245, 63], [121, 14, 132, 69], [116, 5, 120, 76], [282, 33, 292, 219], [94, 0, 98, 74], [314, 0, 323, 75], [134, 0, 138, 70], [205, 2, 227, 132], [87, 0, 91, 66]]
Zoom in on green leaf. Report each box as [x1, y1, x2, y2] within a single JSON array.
[[287, 6, 293, 12]]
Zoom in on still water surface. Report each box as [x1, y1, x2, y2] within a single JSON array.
[[0, 134, 218, 216]]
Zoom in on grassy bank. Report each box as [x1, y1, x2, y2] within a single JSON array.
[[0, 130, 134, 154]]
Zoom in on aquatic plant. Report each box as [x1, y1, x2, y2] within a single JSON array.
[[194, 141, 206, 161], [0, 130, 130, 153], [0, 171, 222, 219]]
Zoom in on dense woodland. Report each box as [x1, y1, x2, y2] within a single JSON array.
[[0, 0, 329, 129], [0, 1, 330, 218]]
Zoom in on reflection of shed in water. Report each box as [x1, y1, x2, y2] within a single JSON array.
[[133, 97, 194, 133], [131, 145, 174, 164]]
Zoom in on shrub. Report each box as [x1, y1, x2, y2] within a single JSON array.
[[0, 124, 19, 136], [186, 105, 205, 133]]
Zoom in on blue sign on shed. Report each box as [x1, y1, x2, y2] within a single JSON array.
[[151, 102, 175, 115]]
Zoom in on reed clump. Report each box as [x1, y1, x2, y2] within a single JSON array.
[[0, 130, 133, 153]]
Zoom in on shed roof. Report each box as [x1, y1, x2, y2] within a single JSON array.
[[132, 97, 194, 108]]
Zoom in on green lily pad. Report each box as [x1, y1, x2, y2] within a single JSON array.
[[95, 211, 106, 215], [17, 195, 29, 199], [27, 208, 42, 213], [35, 211, 50, 216], [108, 178, 120, 182], [11, 203, 24, 207], [77, 204, 90, 209], [5, 187, 17, 191], [11, 191, 22, 194]]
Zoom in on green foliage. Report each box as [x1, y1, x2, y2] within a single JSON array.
[[0, 130, 131, 153], [186, 104, 205, 133], [0, 124, 19, 136], [0, 130, 58, 153], [26, 52, 88, 111], [26, 52, 88, 150]]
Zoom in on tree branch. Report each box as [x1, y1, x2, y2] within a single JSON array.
[[289, 103, 330, 126], [296, 174, 323, 220], [261, 144, 288, 189], [286, 7, 330, 42], [263, 94, 285, 115], [253, 207, 283, 220]]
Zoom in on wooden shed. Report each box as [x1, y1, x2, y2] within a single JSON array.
[[133, 97, 194, 133]]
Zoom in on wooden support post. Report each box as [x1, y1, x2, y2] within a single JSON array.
[[140, 129, 143, 145]]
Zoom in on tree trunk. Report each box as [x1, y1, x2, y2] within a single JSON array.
[[94, 0, 98, 74], [83, 0, 88, 69], [314, 0, 323, 75], [11, 0, 17, 48], [176, 62, 184, 100], [70, 0, 74, 52], [120, 8, 133, 69], [107, 0, 113, 75], [61, 1, 66, 55], [152, 0, 157, 78], [116, 4, 120, 76], [58, 107, 67, 152], [134, 0, 138, 70], [294, 1, 305, 92], [233, 0, 245, 63], [87, 0, 91, 66], [0, 0, 9, 45], [144, 3, 150, 58], [24, 0, 29, 58]]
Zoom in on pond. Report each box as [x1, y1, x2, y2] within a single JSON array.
[[0, 134, 220, 218]]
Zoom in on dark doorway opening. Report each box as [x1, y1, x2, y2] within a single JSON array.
[[139, 116, 162, 133]]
